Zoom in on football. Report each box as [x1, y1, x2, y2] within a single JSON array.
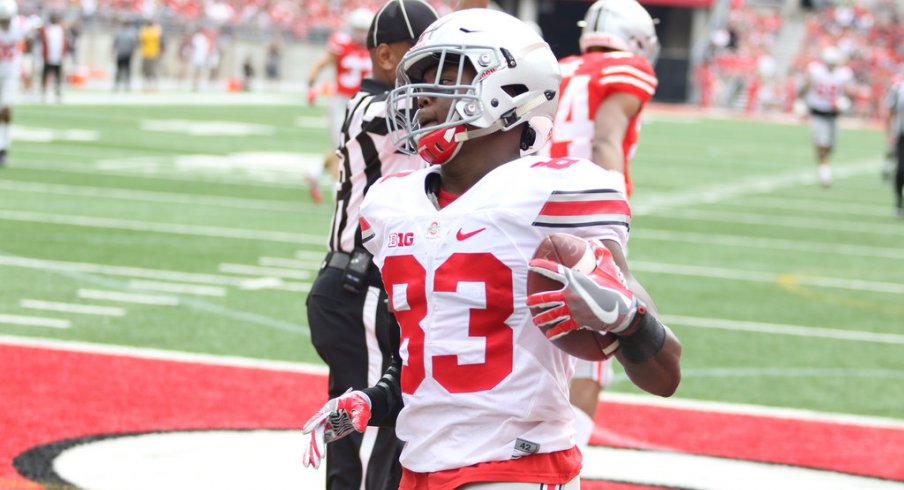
[[527, 233, 619, 361]]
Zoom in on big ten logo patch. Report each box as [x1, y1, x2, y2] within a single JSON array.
[[388, 232, 415, 248]]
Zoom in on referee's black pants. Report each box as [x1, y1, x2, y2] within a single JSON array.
[[306, 255, 403, 490]]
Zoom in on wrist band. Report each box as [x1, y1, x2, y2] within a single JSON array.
[[616, 307, 666, 364]]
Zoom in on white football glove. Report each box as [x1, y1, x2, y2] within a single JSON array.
[[301, 389, 372, 469], [527, 242, 639, 339]]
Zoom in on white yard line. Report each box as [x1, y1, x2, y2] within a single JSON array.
[[658, 208, 904, 237], [19, 160, 311, 191], [240, 277, 288, 290], [258, 257, 321, 269], [78, 289, 180, 306], [631, 261, 904, 294], [0, 333, 900, 430], [295, 116, 327, 128], [0, 314, 70, 329], [0, 255, 310, 293], [128, 280, 226, 297], [0, 180, 319, 214], [218, 264, 311, 280], [633, 229, 904, 260], [20, 299, 126, 317], [631, 160, 876, 215], [664, 315, 904, 345], [295, 250, 326, 260], [0, 209, 323, 244], [718, 195, 891, 217]]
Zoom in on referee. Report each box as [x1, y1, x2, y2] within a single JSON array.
[[886, 78, 904, 219], [304, 1, 438, 489]]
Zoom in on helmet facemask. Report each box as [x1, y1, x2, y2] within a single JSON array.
[[389, 45, 496, 164]]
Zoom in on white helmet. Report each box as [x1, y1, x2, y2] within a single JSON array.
[[347, 8, 374, 44], [387, 9, 561, 165], [348, 8, 374, 31], [821, 46, 844, 66], [579, 0, 659, 63], [0, 0, 17, 21]]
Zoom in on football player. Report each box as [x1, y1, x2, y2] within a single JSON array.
[[0, 0, 23, 166], [306, 8, 374, 203], [541, 0, 660, 447], [796, 46, 856, 187], [301, 10, 681, 488]]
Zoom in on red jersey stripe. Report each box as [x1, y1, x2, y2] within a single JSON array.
[[539, 198, 631, 218]]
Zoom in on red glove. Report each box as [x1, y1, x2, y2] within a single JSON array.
[[301, 390, 371, 469], [526, 241, 639, 339], [307, 85, 318, 105]]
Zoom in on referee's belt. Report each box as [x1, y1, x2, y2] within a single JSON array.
[[324, 251, 351, 270]]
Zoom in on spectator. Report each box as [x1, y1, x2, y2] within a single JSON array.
[[138, 18, 163, 91], [112, 18, 137, 92], [241, 55, 253, 91], [190, 26, 209, 91], [264, 40, 280, 89], [39, 11, 66, 103]]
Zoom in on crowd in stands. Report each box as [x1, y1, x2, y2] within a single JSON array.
[[790, 0, 902, 118], [698, 0, 903, 119], [696, 1, 783, 112], [13, 0, 904, 120], [45, 0, 458, 40]]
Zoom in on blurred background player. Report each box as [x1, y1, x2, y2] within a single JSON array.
[[38, 11, 66, 103], [885, 73, 904, 218], [301, 10, 681, 488], [0, 0, 22, 166], [305, 7, 373, 204], [541, 0, 659, 449], [796, 45, 855, 188]]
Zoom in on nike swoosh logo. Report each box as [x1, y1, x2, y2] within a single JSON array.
[[456, 227, 486, 241]]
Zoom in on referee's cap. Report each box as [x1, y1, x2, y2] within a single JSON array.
[[367, 0, 439, 49]]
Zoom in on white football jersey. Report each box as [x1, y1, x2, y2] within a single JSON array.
[[0, 19, 24, 79], [805, 61, 853, 113], [360, 155, 630, 473]]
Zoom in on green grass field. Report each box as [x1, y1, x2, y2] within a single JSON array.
[[1, 97, 901, 420]]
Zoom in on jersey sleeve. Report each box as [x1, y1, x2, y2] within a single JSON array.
[[593, 54, 658, 105], [529, 159, 631, 250]]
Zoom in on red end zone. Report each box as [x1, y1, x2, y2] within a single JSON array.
[[1, 341, 902, 490]]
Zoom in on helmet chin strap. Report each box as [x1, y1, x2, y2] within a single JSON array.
[[416, 93, 551, 165]]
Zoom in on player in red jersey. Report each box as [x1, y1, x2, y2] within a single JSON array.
[[306, 8, 374, 203], [542, 0, 660, 448]]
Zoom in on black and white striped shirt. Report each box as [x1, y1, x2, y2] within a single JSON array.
[[887, 82, 904, 138], [328, 78, 426, 253]]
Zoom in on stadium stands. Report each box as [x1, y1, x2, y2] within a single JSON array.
[[699, 0, 901, 119]]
